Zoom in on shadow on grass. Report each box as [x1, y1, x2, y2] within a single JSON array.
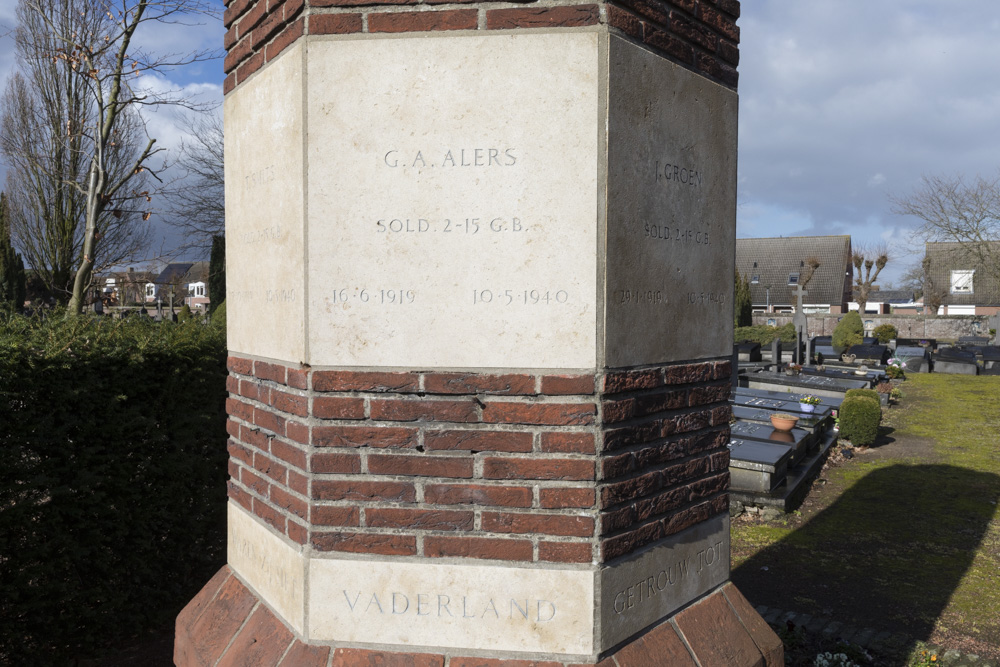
[[732, 463, 1000, 653]]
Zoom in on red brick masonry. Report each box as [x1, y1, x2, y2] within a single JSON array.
[[175, 566, 782, 666], [224, 358, 733, 565], [222, 0, 739, 94]]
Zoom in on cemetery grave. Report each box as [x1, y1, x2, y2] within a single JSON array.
[[728, 386, 840, 511], [894, 345, 931, 373], [933, 346, 980, 375]]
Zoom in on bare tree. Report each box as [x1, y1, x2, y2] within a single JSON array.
[[799, 256, 821, 288], [891, 173, 1000, 286], [1, 0, 215, 314], [851, 242, 889, 313], [165, 110, 224, 252]]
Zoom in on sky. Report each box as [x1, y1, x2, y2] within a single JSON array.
[[2, 1, 1000, 281]]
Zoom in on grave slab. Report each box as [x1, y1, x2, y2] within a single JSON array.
[[727, 438, 793, 493]]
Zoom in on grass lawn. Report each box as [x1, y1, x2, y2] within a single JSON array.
[[730, 373, 1000, 663]]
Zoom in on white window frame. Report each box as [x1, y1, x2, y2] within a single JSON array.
[[950, 270, 974, 294]]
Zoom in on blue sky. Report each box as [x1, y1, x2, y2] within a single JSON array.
[[2, 1, 1000, 281]]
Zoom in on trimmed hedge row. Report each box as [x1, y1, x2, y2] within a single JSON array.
[[0, 312, 229, 663], [735, 323, 797, 345]]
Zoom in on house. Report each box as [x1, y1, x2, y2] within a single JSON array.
[[148, 261, 211, 311], [848, 289, 915, 314], [735, 235, 854, 314], [103, 268, 156, 307], [923, 242, 1000, 316]]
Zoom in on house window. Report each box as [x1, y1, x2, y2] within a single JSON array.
[[190, 283, 206, 297], [145, 284, 155, 298], [951, 270, 974, 294], [751, 274, 760, 284], [788, 273, 799, 285]]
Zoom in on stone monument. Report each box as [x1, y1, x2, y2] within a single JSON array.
[[175, 0, 781, 664]]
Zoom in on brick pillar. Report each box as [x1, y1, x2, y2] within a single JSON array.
[[176, 0, 782, 664]]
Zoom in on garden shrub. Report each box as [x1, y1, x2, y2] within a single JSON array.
[[845, 387, 881, 405], [0, 312, 228, 663], [832, 311, 864, 352], [177, 303, 193, 322], [838, 395, 881, 446], [872, 323, 897, 344], [735, 323, 797, 345]]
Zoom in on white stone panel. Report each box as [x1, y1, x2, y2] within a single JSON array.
[[227, 503, 306, 633], [224, 44, 306, 362], [599, 513, 730, 647], [308, 557, 595, 655], [304, 33, 601, 369], [604, 36, 738, 367]]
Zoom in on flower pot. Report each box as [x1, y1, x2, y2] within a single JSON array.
[[800, 403, 815, 413], [769, 414, 799, 431]]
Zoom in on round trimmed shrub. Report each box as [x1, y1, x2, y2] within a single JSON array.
[[839, 395, 881, 446], [832, 311, 864, 353], [845, 387, 881, 404], [872, 323, 897, 344]]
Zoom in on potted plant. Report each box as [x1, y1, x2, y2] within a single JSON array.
[[784, 363, 802, 376], [799, 395, 821, 412], [770, 413, 799, 431]]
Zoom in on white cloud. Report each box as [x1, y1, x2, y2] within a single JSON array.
[[737, 0, 1000, 284]]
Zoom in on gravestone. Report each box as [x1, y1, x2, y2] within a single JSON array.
[[959, 336, 990, 346], [730, 420, 811, 464], [727, 439, 793, 493], [895, 345, 930, 373], [845, 343, 888, 365], [980, 346, 1000, 375], [934, 347, 979, 375], [771, 338, 783, 369], [175, 3, 780, 666], [736, 341, 762, 362]]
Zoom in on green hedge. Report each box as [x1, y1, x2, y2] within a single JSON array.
[[872, 323, 897, 344], [734, 323, 797, 345], [0, 312, 229, 663], [832, 311, 864, 352], [839, 394, 881, 446]]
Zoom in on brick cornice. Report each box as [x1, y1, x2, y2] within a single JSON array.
[[222, 0, 740, 93]]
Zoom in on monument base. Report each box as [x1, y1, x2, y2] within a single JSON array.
[[174, 566, 781, 666]]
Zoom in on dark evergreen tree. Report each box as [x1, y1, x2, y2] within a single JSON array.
[[0, 193, 27, 311], [734, 270, 752, 328], [208, 234, 225, 315]]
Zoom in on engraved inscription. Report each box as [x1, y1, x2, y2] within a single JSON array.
[[618, 289, 668, 306], [383, 148, 518, 169], [643, 224, 710, 244], [237, 224, 283, 245], [232, 534, 298, 591], [653, 160, 703, 186], [329, 288, 416, 305], [472, 289, 568, 306], [375, 217, 527, 234], [610, 540, 724, 616], [245, 165, 276, 190], [341, 590, 556, 622]]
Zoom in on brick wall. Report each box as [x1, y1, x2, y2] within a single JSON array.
[[222, 0, 740, 94], [225, 356, 731, 564]]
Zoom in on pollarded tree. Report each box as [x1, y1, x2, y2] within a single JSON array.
[[851, 243, 889, 314], [1, 0, 215, 314]]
